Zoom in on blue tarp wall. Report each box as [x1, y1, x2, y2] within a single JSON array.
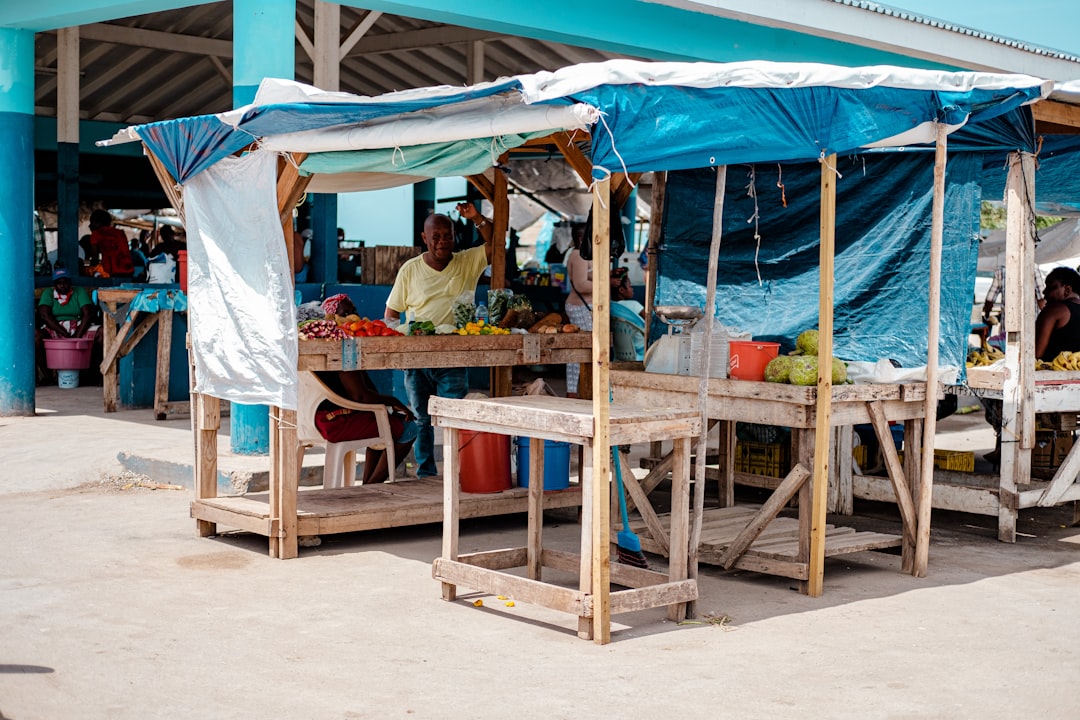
[[657, 151, 984, 370]]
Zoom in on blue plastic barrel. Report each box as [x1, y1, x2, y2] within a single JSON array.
[[515, 437, 571, 490]]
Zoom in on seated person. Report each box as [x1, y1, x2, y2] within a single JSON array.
[[312, 370, 416, 484], [38, 267, 97, 340], [36, 267, 102, 384], [1035, 267, 1080, 362], [984, 267, 1080, 467]]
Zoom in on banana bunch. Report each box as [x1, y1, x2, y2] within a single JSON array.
[[967, 346, 1005, 368], [1036, 359, 1054, 371], [1050, 351, 1080, 371]]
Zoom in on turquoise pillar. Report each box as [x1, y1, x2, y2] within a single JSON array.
[[0, 29, 37, 416], [230, 0, 296, 452]]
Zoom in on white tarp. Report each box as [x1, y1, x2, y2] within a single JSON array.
[[185, 149, 298, 409], [259, 98, 597, 153]]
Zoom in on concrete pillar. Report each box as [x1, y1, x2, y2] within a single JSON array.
[[0, 28, 37, 416], [230, 0, 296, 452], [56, 27, 81, 276], [310, 194, 338, 283]]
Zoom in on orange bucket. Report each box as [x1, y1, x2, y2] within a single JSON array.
[[458, 430, 512, 493], [728, 340, 781, 381]]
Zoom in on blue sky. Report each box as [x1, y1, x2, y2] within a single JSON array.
[[891, 1, 1080, 55]]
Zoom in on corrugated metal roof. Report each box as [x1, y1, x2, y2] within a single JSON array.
[[836, 1, 1080, 62]]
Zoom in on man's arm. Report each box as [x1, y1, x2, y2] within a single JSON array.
[[456, 202, 495, 262], [1035, 303, 1069, 359]]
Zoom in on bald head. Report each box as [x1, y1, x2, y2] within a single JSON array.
[[421, 213, 456, 269]]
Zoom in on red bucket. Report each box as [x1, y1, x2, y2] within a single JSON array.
[[728, 340, 781, 381], [177, 250, 188, 293], [458, 430, 512, 493]]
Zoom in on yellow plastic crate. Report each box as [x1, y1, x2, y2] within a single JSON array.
[[735, 440, 790, 477], [895, 449, 974, 472]]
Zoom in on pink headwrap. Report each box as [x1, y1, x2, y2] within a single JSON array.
[[322, 294, 350, 316]]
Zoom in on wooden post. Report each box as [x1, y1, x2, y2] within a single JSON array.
[[194, 392, 220, 538], [914, 124, 948, 576], [154, 309, 173, 421], [808, 153, 838, 597], [590, 175, 612, 645], [490, 153, 512, 396], [998, 151, 1037, 542], [101, 301, 120, 413], [688, 165, 726, 618], [441, 427, 461, 601], [644, 172, 666, 345]]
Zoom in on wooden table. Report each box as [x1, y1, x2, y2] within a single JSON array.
[[939, 367, 1080, 541], [97, 288, 188, 420], [429, 394, 701, 643], [610, 369, 919, 589], [190, 333, 593, 559]]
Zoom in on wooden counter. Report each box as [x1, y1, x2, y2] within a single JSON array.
[[191, 333, 595, 559], [429, 394, 701, 642], [610, 369, 914, 589], [941, 366, 1080, 540], [97, 288, 188, 420]]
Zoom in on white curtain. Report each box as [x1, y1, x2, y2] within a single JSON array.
[[184, 149, 298, 409]]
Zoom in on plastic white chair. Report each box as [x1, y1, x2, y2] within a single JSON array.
[[611, 302, 646, 362], [296, 371, 397, 489]]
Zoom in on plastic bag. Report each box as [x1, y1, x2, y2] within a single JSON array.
[[451, 291, 476, 328]]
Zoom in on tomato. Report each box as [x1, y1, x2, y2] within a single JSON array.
[[380, 327, 398, 336]]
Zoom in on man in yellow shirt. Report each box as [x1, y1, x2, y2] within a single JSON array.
[[385, 205, 494, 477]]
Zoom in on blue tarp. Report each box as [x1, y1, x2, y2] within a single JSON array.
[[657, 152, 983, 371], [552, 83, 1046, 177]]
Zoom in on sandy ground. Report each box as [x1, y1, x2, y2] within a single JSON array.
[[2, 386, 1079, 719]]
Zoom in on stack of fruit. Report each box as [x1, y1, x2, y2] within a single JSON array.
[[763, 329, 848, 386], [966, 346, 1004, 368]]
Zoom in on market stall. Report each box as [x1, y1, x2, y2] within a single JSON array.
[[104, 60, 1051, 643]]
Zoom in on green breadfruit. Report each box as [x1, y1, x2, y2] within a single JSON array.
[[832, 358, 848, 385], [796, 329, 819, 356], [764, 355, 794, 383], [790, 355, 819, 386]]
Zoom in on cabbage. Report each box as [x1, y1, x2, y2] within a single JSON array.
[[764, 355, 794, 383]]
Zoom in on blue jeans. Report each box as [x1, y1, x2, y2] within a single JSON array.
[[404, 367, 469, 477]]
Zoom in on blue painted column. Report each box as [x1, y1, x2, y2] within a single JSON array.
[[0, 29, 37, 416], [230, 0, 296, 453], [311, 194, 338, 283]]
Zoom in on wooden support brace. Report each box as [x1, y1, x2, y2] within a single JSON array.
[[553, 131, 595, 187], [720, 463, 811, 569], [616, 450, 669, 556], [1037, 440, 1080, 507], [866, 400, 918, 546], [466, 173, 495, 204]]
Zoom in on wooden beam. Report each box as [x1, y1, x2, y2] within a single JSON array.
[[313, 1, 340, 90], [1032, 100, 1080, 130], [914, 125, 948, 576], [590, 176, 612, 645], [350, 26, 497, 55], [490, 156, 509, 289], [644, 171, 666, 344], [466, 173, 495, 204], [340, 10, 383, 60], [720, 463, 811, 568], [74, 23, 232, 58], [689, 165, 726, 617], [612, 173, 643, 211], [865, 400, 917, 545], [294, 19, 314, 62], [56, 27, 79, 144], [553, 131, 595, 187], [466, 40, 485, 84], [808, 154, 838, 597], [144, 146, 185, 221]]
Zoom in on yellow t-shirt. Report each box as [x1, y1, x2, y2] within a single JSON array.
[[386, 245, 489, 326]]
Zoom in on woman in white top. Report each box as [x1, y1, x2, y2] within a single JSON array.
[[564, 225, 592, 397]]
